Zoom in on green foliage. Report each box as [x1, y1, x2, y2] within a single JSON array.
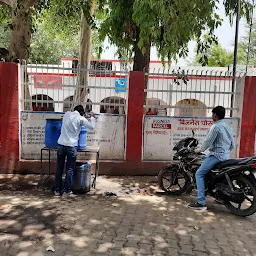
[[0, 0, 103, 62], [38, 1, 103, 58], [0, 10, 80, 64], [41, 3, 81, 37], [0, 4, 12, 48], [0, 0, 103, 63], [0, 22, 11, 48], [99, 0, 252, 67], [0, 4, 11, 23], [192, 21, 256, 67], [0, 0, 253, 66], [194, 44, 234, 67], [238, 22, 256, 67], [43, 0, 106, 34], [99, 0, 135, 52], [223, 0, 252, 23], [29, 21, 79, 64]]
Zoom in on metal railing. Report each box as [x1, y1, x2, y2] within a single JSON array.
[[20, 62, 129, 114], [144, 69, 245, 117], [20, 63, 246, 118]]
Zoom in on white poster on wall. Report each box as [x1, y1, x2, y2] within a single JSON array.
[[143, 116, 239, 161], [21, 112, 125, 160]]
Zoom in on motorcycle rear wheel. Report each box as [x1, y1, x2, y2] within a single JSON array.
[[158, 165, 190, 195], [225, 176, 256, 217]]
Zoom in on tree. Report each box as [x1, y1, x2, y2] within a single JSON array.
[[0, 15, 80, 64], [45, 0, 103, 104], [0, 0, 50, 61], [29, 22, 79, 64], [192, 22, 256, 67], [192, 43, 251, 67], [0, 0, 103, 110], [238, 22, 256, 67], [99, 0, 251, 101], [193, 44, 234, 67], [100, 0, 251, 71], [76, 0, 96, 104], [0, 0, 50, 110]]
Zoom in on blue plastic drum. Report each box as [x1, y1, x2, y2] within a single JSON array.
[[44, 119, 62, 148]]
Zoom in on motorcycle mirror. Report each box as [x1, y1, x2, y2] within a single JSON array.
[[192, 130, 195, 136]]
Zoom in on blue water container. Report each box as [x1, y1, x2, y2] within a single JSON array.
[[44, 119, 62, 148], [72, 162, 91, 193], [78, 126, 87, 149]]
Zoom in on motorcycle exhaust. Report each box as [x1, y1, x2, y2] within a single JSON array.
[[215, 184, 245, 204]]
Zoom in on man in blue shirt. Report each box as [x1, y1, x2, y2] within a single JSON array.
[[188, 106, 235, 210]]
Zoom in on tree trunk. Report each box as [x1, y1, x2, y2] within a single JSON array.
[[8, 0, 35, 61], [75, 0, 96, 108], [133, 43, 151, 73], [133, 30, 151, 104], [8, 0, 36, 110]]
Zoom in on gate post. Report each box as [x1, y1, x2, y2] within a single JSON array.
[[126, 71, 145, 162], [0, 63, 19, 172], [239, 76, 256, 157]]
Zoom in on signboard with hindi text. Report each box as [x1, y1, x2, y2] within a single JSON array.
[[143, 116, 240, 161], [20, 112, 126, 160]]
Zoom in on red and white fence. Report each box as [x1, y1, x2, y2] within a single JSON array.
[[0, 62, 255, 175]]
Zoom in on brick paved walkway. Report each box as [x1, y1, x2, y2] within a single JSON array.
[[0, 175, 256, 256]]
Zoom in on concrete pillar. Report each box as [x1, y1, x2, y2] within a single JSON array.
[[239, 76, 256, 157], [126, 71, 145, 162], [0, 63, 19, 172]]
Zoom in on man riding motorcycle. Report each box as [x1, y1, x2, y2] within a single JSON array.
[[188, 106, 235, 210]]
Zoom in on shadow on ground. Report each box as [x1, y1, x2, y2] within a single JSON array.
[[0, 174, 256, 256]]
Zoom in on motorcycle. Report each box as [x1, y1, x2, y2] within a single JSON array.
[[158, 135, 256, 217]]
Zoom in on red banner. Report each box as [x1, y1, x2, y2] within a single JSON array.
[[152, 123, 172, 129], [34, 74, 62, 89]]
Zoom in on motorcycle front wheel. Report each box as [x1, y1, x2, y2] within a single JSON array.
[[225, 176, 256, 217], [158, 165, 190, 195]]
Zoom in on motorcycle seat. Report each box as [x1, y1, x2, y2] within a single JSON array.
[[213, 158, 249, 169]]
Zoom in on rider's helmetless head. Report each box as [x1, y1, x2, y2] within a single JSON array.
[[212, 106, 225, 122]]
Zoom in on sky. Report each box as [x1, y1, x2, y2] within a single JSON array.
[[101, 3, 249, 66]]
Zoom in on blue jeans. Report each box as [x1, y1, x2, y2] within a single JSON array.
[[55, 145, 77, 193], [196, 156, 221, 205]]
